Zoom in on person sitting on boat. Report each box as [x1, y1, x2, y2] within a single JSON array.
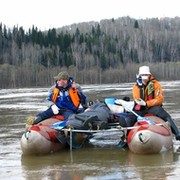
[[124, 65, 180, 140], [27, 71, 87, 125]]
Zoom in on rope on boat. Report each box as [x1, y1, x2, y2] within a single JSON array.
[[62, 123, 167, 134], [65, 122, 168, 150]]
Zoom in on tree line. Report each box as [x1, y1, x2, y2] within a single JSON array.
[[0, 16, 180, 88]]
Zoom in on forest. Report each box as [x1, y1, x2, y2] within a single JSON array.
[[0, 16, 180, 88]]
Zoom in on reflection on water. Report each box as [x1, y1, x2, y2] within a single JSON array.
[[1, 82, 180, 179], [21, 148, 179, 180]]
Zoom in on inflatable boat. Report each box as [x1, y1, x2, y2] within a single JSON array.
[[127, 115, 173, 154], [20, 116, 66, 155], [111, 98, 173, 154], [21, 98, 173, 155]]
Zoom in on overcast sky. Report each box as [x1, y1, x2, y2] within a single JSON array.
[[0, 0, 180, 31]]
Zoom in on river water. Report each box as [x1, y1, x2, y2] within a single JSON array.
[[0, 82, 180, 180]]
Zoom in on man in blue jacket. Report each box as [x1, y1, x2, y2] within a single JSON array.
[[28, 71, 87, 125]]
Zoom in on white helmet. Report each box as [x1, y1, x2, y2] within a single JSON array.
[[138, 66, 151, 75]]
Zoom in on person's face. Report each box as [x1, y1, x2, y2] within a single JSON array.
[[57, 79, 68, 88], [140, 74, 150, 84]]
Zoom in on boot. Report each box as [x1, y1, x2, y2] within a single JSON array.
[[25, 116, 35, 129], [26, 116, 36, 125], [166, 117, 180, 140]]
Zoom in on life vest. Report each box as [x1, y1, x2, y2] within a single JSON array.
[[139, 81, 154, 101], [146, 81, 154, 100], [135, 81, 154, 110], [51, 82, 80, 108]]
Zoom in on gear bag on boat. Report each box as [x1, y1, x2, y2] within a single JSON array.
[[68, 103, 111, 130]]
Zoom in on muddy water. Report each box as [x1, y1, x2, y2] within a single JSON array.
[[0, 82, 180, 180]]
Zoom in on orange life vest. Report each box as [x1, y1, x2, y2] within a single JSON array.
[[51, 82, 81, 108]]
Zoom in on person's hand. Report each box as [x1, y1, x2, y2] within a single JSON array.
[[51, 104, 59, 114], [135, 98, 146, 106]]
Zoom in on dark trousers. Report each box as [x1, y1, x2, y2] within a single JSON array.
[[125, 106, 170, 127], [37, 107, 75, 120], [118, 105, 180, 140]]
